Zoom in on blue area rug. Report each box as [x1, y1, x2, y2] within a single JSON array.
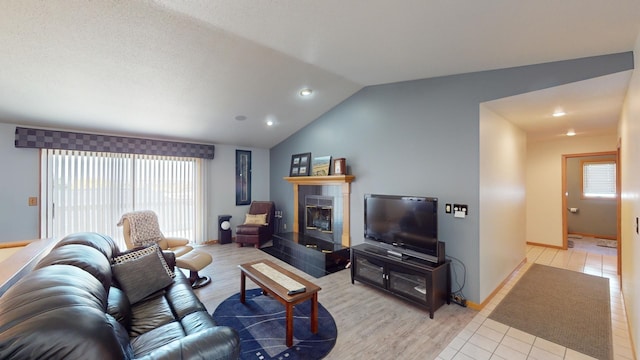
[[212, 289, 337, 360]]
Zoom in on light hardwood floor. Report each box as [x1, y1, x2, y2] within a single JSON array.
[[191, 243, 477, 359], [1, 240, 630, 358]]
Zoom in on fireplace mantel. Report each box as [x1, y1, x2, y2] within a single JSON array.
[[283, 175, 355, 185], [284, 175, 355, 247]]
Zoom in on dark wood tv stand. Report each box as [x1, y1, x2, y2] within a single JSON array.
[[350, 243, 450, 319]]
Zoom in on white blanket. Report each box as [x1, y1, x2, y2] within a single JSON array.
[[117, 210, 164, 247]]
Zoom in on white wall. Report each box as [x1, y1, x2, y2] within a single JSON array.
[[0, 122, 40, 241], [525, 134, 618, 247], [0, 121, 270, 243], [619, 35, 640, 357], [207, 144, 270, 240], [479, 105, 527, 301]]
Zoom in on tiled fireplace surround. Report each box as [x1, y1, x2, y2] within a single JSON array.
[[284, 175, 355, 247]]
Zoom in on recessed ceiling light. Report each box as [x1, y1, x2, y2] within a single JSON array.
[[299, 88, 313, 97], [553, 110, 566, 117], [266, 120, 274, 126], [566, 129, 576, 136], [235, 115, 247, 121]]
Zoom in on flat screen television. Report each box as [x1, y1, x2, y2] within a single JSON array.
[[364, 194, 441, 264]]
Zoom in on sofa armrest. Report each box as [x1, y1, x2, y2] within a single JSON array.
[[135, 327, 239, 360]]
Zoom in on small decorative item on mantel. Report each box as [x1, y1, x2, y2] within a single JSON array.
[[290, 152, 311, 176], [333, 158, 346, 175], [312, 156, 332, 176]]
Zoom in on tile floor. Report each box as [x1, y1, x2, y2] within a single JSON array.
[[437, 244, 633, 360]]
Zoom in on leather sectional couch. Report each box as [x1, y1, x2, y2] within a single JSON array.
[[0, 232, 239, 359]]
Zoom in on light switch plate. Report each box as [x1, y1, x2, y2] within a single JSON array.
[[453, 204, 468, 218]]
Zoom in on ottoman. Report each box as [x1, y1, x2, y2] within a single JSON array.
[[176, 250, 213, 289]]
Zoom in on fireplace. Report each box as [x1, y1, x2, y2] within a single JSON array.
[[305, 195, 334, 242], [284, 174, 355, 247], [264, 175, 354, 278]]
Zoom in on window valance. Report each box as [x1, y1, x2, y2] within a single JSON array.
[[14, 127, 214, 159]]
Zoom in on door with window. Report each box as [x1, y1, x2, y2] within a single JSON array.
[[40, 149, 206, 250]]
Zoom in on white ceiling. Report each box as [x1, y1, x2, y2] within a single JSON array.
[[0, 1, 639, 148], [484, 71, 633, 140]]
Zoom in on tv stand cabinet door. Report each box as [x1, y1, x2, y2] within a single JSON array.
[[350, 244, 449, 319], [352, 252, 386, 288], [387, 263, 430, 306]]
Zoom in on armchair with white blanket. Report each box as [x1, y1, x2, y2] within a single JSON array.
[[118, 210, 212, 289]]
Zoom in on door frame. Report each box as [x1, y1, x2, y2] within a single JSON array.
[[617, 140, 622, 276], [561, 150, 619, 275]]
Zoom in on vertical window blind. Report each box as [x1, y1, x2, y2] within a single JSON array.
[[41, 149, 206, 250]]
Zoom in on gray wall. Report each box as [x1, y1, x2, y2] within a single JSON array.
[[0, 122, 40, 241], [270, 52, 633, 304], [207, 144, 271, 240], [566, 154, 617, 238]]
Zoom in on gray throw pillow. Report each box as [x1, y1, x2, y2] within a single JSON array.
[[111, 244, 175, 304]]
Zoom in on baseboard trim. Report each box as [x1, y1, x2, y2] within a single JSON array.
[[0, 240, 33, 249], [526, 241, 564, 250], [467, 257, 528, 311], [203, 237, 236, 246], [621, 287, 638, 360], [569, 232, 617, 240]]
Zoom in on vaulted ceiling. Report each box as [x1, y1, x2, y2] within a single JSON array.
[[1, 1, 639, 148]]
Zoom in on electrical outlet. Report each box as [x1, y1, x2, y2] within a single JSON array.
[[283, 223, 287, 230], [453, 204, 468, 218], [450, 294, 468, 307]]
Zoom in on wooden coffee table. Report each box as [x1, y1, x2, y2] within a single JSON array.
[[238, 259, 322, 347]]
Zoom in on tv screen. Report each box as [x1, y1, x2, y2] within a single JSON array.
[[364, 194, 438, 262]]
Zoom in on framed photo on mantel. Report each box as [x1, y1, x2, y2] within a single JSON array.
[[290, 152, 311, 176], [333, 158, 346, 175], [312, 156, 332, 176]]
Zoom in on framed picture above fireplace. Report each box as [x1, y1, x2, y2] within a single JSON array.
[[290, 152, 311, 176], [312, 156, 332, 176]]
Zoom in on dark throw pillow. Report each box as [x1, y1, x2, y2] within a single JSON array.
[[111, 244, 175, 304]]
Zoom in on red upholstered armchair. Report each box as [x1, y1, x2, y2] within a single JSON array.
[[236, 201, 276, 248]]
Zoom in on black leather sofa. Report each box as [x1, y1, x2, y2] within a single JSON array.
[[0, 232, 239, 359]]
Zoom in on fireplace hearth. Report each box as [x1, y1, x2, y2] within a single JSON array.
[[263, 175, 355, 277], [262, 232, 350, 278]]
